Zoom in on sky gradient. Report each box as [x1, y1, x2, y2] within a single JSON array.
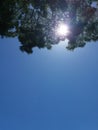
[[0, 38, 98, 130]]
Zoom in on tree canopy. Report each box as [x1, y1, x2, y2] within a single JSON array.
[[0, 0, 98, 53]]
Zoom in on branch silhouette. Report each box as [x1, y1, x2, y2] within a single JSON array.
[[0, 0, 98, 53]]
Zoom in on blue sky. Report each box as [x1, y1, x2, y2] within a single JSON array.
[[0, 38, 98, 130]]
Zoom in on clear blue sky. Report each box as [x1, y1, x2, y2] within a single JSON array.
[[0, 38, 98, 130]]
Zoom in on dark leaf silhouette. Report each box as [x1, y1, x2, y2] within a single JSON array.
[[0, 0, 98, 53]]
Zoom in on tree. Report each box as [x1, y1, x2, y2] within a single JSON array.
[[0, 0, 98, 53]]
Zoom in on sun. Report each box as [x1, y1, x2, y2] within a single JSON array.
[[56, 23, 70, 36]]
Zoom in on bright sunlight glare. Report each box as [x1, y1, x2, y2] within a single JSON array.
[[56, 23, 70, 36]]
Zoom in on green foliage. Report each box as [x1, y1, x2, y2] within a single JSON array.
[[0, 0, 98, 53]]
